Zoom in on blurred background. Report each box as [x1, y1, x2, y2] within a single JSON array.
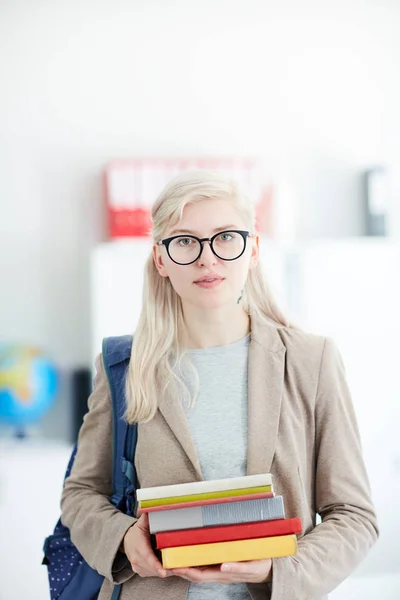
[[0, 0, 399, 598]]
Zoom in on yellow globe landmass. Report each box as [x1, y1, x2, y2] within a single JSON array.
[[0, 348, 38, 404]]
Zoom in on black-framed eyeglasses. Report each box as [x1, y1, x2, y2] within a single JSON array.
[[158, 229, 252, 265]]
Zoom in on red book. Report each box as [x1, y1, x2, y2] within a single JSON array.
[[155, 517, 303, 549], [138, 492, 274, 514]]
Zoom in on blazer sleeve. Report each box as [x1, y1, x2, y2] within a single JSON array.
[[60, 353, 137, 584], [270, 337, 379, 600]]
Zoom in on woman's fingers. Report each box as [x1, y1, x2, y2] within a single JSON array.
[[125, 517, 171, 577]]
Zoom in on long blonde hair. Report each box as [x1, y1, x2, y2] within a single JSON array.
[[125, 170, 294, 423]]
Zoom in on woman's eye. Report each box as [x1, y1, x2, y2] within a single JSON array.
[[178, 237, 192, 246], [219, 233, 233, 241]]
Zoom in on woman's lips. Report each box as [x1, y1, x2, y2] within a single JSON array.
[[194, 278, 224, 289]]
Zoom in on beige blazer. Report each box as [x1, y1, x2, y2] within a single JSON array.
[[61, 315, 378, 600]]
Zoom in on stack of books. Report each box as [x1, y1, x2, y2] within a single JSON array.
[[136, 473, 302, 569]]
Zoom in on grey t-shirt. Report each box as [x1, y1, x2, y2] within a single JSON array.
[[181, 333, 252, 600]]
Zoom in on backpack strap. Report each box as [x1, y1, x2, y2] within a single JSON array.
[[102, 335, 137, 600], [102, 335, 138, 506]]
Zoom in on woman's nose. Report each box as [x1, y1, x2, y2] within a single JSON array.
[[197, 241, 217, 266]]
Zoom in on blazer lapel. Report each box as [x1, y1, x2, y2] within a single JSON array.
[[158, 393, 204, 482], [247, 316, 286, 476]]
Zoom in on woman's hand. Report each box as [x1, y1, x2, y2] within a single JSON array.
[[122, 513, 173, 578], [170, 558, 272, 584]]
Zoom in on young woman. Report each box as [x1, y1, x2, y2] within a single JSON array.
[[61, 170, 378, 600]]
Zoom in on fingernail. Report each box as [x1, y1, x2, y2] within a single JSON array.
[[221, 563, 231, 571], [158, 569, 167, 577]]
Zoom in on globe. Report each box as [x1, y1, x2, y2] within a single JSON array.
[[0, 345, 59, 431]]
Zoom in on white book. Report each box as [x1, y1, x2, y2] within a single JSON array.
[[136, 473, 273, 502]]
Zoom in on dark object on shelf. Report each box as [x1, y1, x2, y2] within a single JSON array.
[[363, 166, 388, 236], [71, 368, 92, 443]]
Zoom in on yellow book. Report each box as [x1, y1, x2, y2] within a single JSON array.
[[139, 485, 272, 508], [162, 534, 297, 569]]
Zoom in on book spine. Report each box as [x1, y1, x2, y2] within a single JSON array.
[[155, 517, 302, 549], [137, 473, 272, 501], [161, 534, 297, 569], [149, 495, 285, 533], [139, 492, 274, 513], [139, 485, 273, 508]]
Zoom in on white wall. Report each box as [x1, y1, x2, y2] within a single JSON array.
[[1, 0, 400, 369]]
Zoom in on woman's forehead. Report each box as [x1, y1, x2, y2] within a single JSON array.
[[169, 198, 245, 233]]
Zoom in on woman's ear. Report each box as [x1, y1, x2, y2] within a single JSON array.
[[249, 234, 260, 270], [153, 245, 169, 277]]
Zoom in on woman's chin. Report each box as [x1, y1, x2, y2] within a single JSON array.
[[191, 295, 234, 311]]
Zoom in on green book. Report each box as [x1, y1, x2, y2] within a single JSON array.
[[139, 485, 272, 508]]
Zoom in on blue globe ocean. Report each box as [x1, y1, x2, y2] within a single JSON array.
[[0, 345, 59, 427]]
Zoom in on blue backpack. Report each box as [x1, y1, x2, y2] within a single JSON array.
[[42, 335, 137, 600]]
